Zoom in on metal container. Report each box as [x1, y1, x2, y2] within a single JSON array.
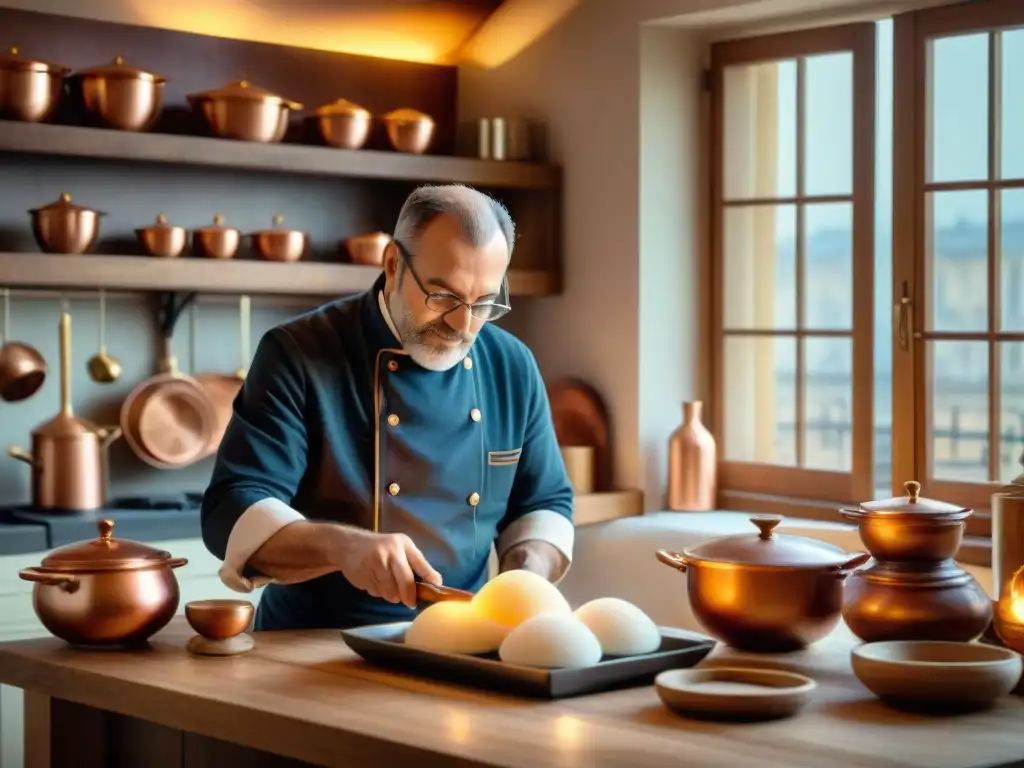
[[992, 462, 1024, 601], [655, 516, 870, 652], [251, 214, 306, 262], [28, 192, 106, 255], [344, 231, 390, 266], [315, 98, 371, 149], [477, 118, 491, 159], [491, 116, 507, 161], [70, 55, 166, 132], [0, 46, 70, 122], [0, 288, 47, 403], [192, 214, 240, 259], [19, 519, 188, 647], [187, 79, 302, 143], [383, 108, 435, 154], [135, 213, 187, 258]]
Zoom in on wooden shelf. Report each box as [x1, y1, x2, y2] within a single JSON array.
[[0, 121, 559, 190], [0, 252, 559, 298]]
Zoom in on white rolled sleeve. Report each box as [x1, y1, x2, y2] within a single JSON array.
[[495, 509, 575, 582], [219, 497, 306, 593]]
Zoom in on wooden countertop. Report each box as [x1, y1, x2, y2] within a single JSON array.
[[0, 618, 1022, 768]]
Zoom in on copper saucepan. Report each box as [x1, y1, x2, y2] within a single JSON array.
[[0, 287, 47, 402], [194, 295, 251, 458]]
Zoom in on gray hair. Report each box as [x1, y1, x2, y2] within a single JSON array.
[[392, 184, 516, 262]]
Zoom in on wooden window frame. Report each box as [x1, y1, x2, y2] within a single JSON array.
[[708, 24, 877, 514]]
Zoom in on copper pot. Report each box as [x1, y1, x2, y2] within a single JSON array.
[[383, 108, 435, 154], [7, 312, 121, 510], [655, 516, 870, 652], [315, 98, 372, 149], [192, 214, 240, 259], [187, 79, 302, 143], [29, 192, 105, 255], [0, 288, 47, 403], [136, 213, 187, 258], [0, 46, 70, 122], [19, 519, 188, 647], [70, 55, 166, 132], [344, 231, 390, 266], [839, 480, 969, 562], [251, 214, 306, 262]]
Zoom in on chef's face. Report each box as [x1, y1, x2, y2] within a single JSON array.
[[384, 213, 508, 371]]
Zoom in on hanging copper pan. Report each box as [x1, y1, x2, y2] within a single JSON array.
[[194, 295, 251, 458]]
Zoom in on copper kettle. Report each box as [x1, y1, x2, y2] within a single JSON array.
[[7, 311, 121, 511]]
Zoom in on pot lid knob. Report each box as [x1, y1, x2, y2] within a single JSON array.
[[904, 480, 921, 502], [213, 214, 225, 226], [273, 214, 284, 227], [751, 516, 781, 539], [156, 213, 168, 225], [98, 518, 115, 543]]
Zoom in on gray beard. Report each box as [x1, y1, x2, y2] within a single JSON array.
[[387, 289, 472, 372]]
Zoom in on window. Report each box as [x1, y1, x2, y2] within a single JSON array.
[[708, 0, 1024, 563]]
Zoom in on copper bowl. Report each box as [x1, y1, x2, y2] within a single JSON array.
[[186, 599, 254, 640], [251, 214, 306, 262], [70, 55, 166, 132], [0, 46, 70, 122], [316, 98, 372, 149], [29, 192, 105, 255], [192, 214, 240, 260], [136, 213, 187, 258], [188, 79, 302, 144], [344, 231, 390, 266], [383, 108, 435, 154]]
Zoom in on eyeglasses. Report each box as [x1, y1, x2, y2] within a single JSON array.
[[393, 240, 511, 322]]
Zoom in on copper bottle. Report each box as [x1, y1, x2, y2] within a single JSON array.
[[667, 401, 717, 511]]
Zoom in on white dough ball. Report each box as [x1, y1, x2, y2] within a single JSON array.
[[472, 569, 572, 628], [498, 613, 603, 669], [573, 597, 662, 656], [404, 601, 510, 655]]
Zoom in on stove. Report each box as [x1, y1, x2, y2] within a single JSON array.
[[0, 493, 204, 548]]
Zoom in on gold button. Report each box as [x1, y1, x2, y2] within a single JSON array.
[[463, 357, 473, 370], [387, 413, 400, 427], [388, 482, 401, 496], [468, 492, 480, 507], [470, 408, 481, 422], [387, 359, 399, 372]]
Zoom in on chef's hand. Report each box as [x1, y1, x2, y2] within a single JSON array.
[[499, 540, 567, 583], [338, 528, 442, 608]]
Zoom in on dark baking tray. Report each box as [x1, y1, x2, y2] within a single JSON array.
[[341, 622, 717, 698]]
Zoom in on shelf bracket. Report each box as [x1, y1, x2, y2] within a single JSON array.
[[155, 291, 197, 338]]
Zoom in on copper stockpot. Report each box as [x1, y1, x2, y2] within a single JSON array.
[[193, 214, 240, 259], [19, 519, 188, 647], [251, 214, 306, 262], [840, 480, 969, 562], [187, 79, 302, 143], [344, 231, 390, 266], [0, 287, 47, 402], [29, 192, 105, 255], [0, 46, 70, 122], [315, 98, 372, 149], [136, 213, 187, 258], [7, 312, 121, 511], [656, 516, 870, 652], [70, 55, 166, 132], [383, 108, 435, 154]]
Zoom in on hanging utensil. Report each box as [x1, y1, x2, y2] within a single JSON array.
[[0, 287, 48, 402], [87, 289, 122, 384], [195, 295, 251, 458]]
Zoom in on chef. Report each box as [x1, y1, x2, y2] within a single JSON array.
[[201, 184, 575, 631]]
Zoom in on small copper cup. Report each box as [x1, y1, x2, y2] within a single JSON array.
[[185, 599, 254, 640]]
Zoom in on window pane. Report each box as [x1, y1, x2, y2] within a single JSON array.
[[804, 52, 853, 196], [999, 342, 1024, 481], [803, 337, 852, 471], [929, 33, 989, 183], [930, 341, 989, 483], [723, 335, 796, 465], [722, 60, 797, 199], [1001, 29, 1024, 181], [1000, 189, 1024, 331], [875, 18, 894, 494], [803, 202, 852, 330], [927, 190, 988, 331], [723, 205, 796, 329]]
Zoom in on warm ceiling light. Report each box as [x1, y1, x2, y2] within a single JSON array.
[[459, 0, 581, 69]]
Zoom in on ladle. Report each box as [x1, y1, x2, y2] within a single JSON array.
[[87, 289, 122, 384], [0, 287, 47, 402]]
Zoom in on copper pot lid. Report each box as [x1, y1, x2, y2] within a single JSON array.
[[252, 214, 302, 234], [28, 192, 106, 216], [0, 46, 70, 75], [187, 79, 302, 111], [383, 107, 433, 124], [138, 213, 182, 231], [348, 231, 391, 243], [681, 516, 853, 568], [33, 410, 105, 439], [195, 214, 238, 234], [858, 560, 972, 587], [37, 519, 174, 572], [315, 98, 370, 118], [855, 480, 970, 519], [73, 55, 167, 84]]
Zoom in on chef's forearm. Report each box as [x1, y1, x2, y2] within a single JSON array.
[[247, 521, 349, 584], [499, 540, 568, 583]]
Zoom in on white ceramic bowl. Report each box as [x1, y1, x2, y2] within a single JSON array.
[[852, 640, 1022, 713]]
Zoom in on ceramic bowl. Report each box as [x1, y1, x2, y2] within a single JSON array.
[[655, 666, 817, 722], [852, 640, 1022, 713]]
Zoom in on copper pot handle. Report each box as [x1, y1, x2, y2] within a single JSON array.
[[166, 558, 188, 569], [655, 549, 688, 573], [839, 508, 865, 522], [7, 446, 37, 467], [837, 552, 871, 577], [19, 568, 79, 592], [97, 426, 123, 449]]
